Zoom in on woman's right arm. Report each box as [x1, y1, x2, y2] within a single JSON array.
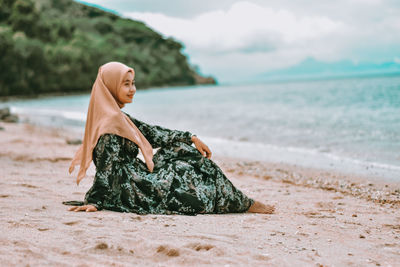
[[126, 114, 194, 148], [126, 113, 212, 158]]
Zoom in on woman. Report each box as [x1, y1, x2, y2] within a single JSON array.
[[64, 62, 274, 215]]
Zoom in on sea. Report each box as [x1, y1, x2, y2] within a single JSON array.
[[2, 76, 400, 181]]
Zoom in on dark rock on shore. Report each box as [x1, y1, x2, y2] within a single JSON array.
[[0, 107, 19, 123], [193, 73, 218, 85], [0, 107, 10, 118]]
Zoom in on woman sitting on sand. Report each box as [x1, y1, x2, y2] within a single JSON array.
[[64, 62, 274, 215]]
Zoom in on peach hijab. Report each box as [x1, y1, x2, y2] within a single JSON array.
[[69, 62, 154, 185]]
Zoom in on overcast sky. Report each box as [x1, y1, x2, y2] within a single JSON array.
[[79, 0, 400, 83]]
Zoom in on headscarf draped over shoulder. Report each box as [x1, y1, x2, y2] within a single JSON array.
[[69, 62, 154, 185]]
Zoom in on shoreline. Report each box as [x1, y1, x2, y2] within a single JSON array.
[[3, 121, 400, 205], [0, 91, 91, 103], [3, 100, 400, 183], [1, 122, 400, 266], [204, 136, 400, 184], [1, 80, 399, 185]]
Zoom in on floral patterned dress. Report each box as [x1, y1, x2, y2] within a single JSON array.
[[66, 114, 254, 215]]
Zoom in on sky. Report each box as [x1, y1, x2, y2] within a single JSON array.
[[77, 0, 400, 83]]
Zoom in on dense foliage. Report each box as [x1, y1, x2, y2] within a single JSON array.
[[0, 0, 211, 96]]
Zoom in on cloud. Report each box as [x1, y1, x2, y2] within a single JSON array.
[[81, 0, 400, 82], [125, 2, 343, 54], [124, 2, 350, 81]]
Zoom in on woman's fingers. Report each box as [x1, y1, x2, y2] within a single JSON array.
[[201, 146, 212, 158], [76, 177, 83, 186], [67, 205, 97, 212], [85, 206, 97, 212], [198, 147, 205, 156], [194, 138, 212, 159], [195, 142, 204, 156], [203, 145, 212, 158], [68, 206, 83, 211], [74, 206, 87, 212]]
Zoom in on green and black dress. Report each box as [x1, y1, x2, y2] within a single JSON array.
[[67, 114, 254, 215]]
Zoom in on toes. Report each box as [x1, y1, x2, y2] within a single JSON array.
[[74, 206, 85, 212], [86, 207, 97, 212]]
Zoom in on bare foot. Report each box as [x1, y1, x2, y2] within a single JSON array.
[[68, 205, 98, 212], [248, 201, 275, 214]]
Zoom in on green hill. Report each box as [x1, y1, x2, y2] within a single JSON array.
[[0, 0, 216, 97]]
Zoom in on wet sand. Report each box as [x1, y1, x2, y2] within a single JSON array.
[[1, 122, 399, 266]]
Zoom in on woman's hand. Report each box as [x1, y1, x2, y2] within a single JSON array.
[[192, 135, 212, 159], [68, 205, 98, 212]]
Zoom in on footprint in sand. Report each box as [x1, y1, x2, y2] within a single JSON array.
[[87, 223, 104, 228], [383, 243, 400, 248], [253, 254, 271, 261], [303, 211, 336, 219], [95, 242, 108, 250], [131, 216, 143, 221], [92, 243, 134, 255], [315, 201, 335, 212], [19, 183, 38, 188], [63, 221, 80, 226], [383, 224, 400, 230], [156, 245, 180, 257], [186, 243, 215, 252]]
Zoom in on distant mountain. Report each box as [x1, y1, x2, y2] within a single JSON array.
[[0, 0, 216, 97], [255, 57, 400, 82]]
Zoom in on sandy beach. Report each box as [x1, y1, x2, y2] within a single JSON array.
[[1, 122, 399, 266]]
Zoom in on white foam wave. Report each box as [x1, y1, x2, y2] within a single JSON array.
[[11, 106, 86, 122]]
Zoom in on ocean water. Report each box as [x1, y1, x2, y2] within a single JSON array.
[[2, 76, 400, 180]]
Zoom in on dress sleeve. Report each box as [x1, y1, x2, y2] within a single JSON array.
[[84, 134, 120, 210], [125, 113, 194, 148]]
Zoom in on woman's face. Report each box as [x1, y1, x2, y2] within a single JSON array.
[[117, 71, 136, 105]]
